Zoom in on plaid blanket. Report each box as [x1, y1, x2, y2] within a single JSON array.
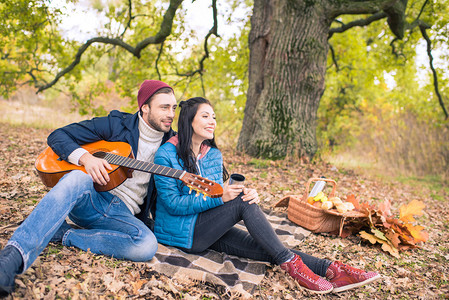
[[147, 209, 310, 297]]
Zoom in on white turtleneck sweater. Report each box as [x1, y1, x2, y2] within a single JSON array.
[[67, 114, 164, 215]]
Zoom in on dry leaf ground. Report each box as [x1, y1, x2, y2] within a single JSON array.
[[0, 122, 448, 299]]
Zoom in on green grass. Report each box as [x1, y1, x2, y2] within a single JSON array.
[[325, 151, 448, 197], [248, 158, 271, 169], [45, 246, 61, 256], [394, 175, 448, 200]]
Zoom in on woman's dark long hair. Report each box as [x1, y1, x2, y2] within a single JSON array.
[[177, 97, 229, 181]]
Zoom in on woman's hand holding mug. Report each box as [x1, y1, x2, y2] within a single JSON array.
[[222, 173, 245, 202]]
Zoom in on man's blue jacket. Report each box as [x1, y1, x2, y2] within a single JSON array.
[[46, 110, 175, 225]]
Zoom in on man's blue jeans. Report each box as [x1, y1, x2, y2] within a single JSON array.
[[7, 170, 157, 273]]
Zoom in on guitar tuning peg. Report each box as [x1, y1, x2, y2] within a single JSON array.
[[195, 191, 200, 197], [203, 194, 207, 201], [189, 188, 192, 194]]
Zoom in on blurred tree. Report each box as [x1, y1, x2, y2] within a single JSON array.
[[0, 0, 447, 159]]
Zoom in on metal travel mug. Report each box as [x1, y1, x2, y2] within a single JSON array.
[[228, 173, 245, 185]]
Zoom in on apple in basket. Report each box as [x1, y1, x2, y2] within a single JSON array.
[[311, 191, 331, 210]]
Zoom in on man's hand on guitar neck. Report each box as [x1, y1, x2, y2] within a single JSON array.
[[79, 152, 113, 185]]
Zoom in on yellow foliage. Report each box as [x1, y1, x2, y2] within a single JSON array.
[[405, 224, 429, 243], [358, 199, 428, 258], [399, 200, 425, 223]]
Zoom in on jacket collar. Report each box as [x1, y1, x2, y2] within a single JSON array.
[[167, 135, 210, 159]]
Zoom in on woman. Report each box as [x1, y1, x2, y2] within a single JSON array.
[[153, 97, 380, 294]]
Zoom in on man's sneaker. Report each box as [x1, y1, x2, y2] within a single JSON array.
[[280, 254, 333, 294], [0, 245, 23, 296], [326, 261, 381, 293]]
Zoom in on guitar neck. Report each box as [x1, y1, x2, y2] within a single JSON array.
[[102, 152, 185, 179]]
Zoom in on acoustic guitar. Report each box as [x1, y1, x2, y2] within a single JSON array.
[[35, 140, 223, 198]]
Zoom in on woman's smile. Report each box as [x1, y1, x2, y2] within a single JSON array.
[[192, 104, 216, 143]]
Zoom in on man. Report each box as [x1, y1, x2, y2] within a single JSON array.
[[0, 80, 177, 296]]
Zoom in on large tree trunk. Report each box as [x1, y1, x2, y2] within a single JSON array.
[[237, 0, 330, 160]]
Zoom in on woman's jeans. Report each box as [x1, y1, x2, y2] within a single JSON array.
[[185, 195, 331, 277], [7, 170, 157, 273]]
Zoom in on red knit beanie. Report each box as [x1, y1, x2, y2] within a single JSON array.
[[137, 80, 173, 110]]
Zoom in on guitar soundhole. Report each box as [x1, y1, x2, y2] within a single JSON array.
[[90, 148, 109, 154]]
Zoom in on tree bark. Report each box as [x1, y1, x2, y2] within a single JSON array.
[[237, 0, 330, 159]]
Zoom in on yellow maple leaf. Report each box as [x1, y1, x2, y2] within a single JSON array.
[[405, 224, 429, 243], [399, 200, 425, 223]]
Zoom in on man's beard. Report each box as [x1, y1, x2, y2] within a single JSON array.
[[146, 114, 171, 133]]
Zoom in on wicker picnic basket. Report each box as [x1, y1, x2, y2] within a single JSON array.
[[273, 178, 366, 235]]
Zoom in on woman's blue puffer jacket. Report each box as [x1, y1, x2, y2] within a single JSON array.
[[153, 139, 224, 249]]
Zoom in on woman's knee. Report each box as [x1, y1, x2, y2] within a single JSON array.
[[234, 194, 259, 210]]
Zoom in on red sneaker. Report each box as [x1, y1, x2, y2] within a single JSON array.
[[326, 261, 381, 293], [280, 254, 333, 294]]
